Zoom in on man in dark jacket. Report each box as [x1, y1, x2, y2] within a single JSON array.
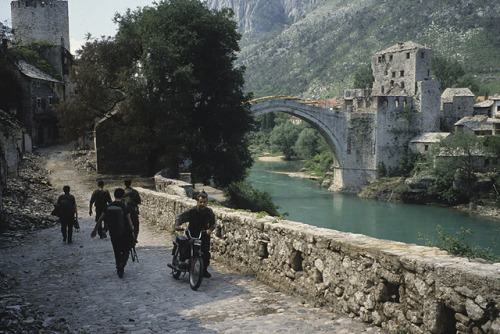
[[89, 180, 112, 238], [123, 179, 142, 238], [56, 185, 77, 244], [91, 188, 135, 278], [174, 191, 216, 278]]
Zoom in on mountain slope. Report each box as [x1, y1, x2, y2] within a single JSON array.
[[207, 0, 500, 99]]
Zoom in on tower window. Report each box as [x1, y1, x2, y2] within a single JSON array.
[[421, 51, 425, 59], [392, 72, 396, 78], [400, 70, 404, 77], [401, 82, 405, 88], [406, 52, 410, 59], [389, 55, 393, 61]]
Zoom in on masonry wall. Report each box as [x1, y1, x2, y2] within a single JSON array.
[[137, 181, 500, 334], [11, 0, 70, 51]]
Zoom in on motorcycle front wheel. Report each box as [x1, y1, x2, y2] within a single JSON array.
[[189, 256, 204, 290]]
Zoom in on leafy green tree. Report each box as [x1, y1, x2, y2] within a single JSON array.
[[294, 127, 321, 160], [269, 121, 300, 160], [56, 36, 128, 141], [432, 55, 480, 94], [59, 0, 253, 187], [353, 63, 374, 89], [431, 132, 486, 199]]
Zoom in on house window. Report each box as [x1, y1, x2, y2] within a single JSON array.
[[390, 80, 394, 87], [37, 98, 41, 108], [382, 99, 388, 108], [497, 106, 500, 112], [392, 72, 396, 78], [48, 96, 53, 105], [401, 82, 405, 88], [400, 70, 404, 77], [395, 99, 400, 107], [406, 52, 410, 59], [424, 145, 429, 151], [381, 86, 385, 94], [378, 56, 382, 63], [421, 51, 425, 59], [389, 55, 393, 61]]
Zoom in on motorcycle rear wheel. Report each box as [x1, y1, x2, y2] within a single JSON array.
[[189, 256, 204, 290]]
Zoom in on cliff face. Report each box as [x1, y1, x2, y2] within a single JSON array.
[[207, 0, 327, 38], [206, 0, 500, 99]]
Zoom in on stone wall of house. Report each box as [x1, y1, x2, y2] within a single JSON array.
[[137, 180, 500, 334]]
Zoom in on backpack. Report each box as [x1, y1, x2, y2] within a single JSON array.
[[104, 204, 126, 238], [123, 188, 138, 211], [58, 195, 74, 218]]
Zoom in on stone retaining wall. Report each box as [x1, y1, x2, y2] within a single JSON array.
[[137, 183, 500, 334]]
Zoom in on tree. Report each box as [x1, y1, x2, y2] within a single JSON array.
[[59, 0, 253, 187], [269, 121, 300, 160], [432, 132, 485, 198], [353, 63, 374, 89], [432, 55, 480, 94], [294, 127, 321, 160]]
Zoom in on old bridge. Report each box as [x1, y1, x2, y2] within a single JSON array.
[[250, 96, 379, 192]]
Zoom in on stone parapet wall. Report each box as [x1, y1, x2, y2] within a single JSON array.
[[137, 185, 500, 334]]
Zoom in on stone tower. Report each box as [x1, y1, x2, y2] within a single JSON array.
[[11, 0, 70, 52], [371, 41, 432, 97]]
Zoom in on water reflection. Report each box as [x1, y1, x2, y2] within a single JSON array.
[[247, 160, 500, 255]]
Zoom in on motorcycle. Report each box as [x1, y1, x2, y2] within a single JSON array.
[[167, 229, 204, 290]]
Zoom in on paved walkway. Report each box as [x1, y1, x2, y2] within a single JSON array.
[[0, 147, 384, 333]]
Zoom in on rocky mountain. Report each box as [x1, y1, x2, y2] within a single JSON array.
[[206, 0, 500, 99]]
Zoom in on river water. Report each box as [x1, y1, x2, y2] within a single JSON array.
[[247, 160, 500, 256]]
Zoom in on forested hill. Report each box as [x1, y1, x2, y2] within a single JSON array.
[[206, 0, 500, 99]]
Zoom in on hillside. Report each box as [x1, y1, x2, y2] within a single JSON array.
[[207, 0, 500, 99]]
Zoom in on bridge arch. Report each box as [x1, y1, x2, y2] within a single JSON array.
[[251, 98, 344, 168]]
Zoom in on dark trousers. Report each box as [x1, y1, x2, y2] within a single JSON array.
[[131, 211, 140, 238], [201, 234, 211, 271], [111, 236, 130, 270], [60, 218, 74, 242], [95, 207, 106, 237]]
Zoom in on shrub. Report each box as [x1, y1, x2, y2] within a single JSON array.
[[223, 181, 280, 216]]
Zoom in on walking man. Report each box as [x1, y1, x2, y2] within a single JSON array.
[[91, 188, 135, 278], [123, 179, 141, 238], [89, 180, 112, 238], [174, 191, 216, 278], [56, 185, 77, 244]]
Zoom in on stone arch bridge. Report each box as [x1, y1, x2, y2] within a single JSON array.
[[250, 96, 379, 193]]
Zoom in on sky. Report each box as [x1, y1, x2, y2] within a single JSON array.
[[0, 0, 155, 54]]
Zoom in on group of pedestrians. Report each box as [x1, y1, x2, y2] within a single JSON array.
[[54, 179, 216, 279], [55, 180, 142, 278]]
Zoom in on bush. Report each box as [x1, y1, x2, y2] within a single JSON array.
[[419, 225, 499, 262], [223, 181, 280, 216]]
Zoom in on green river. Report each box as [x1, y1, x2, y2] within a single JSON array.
[[247, 160, 500, 256]]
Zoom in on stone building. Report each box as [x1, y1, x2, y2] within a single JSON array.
[[370, 41, 441, 171], [441, 88, 474, 132], [371, 41, 433, 97], [409, 132, 449, 155], [473, 95, 500, 118], [14, 60, 63, 144], [454, 115, 494, 136], [7, 0, 73, 146], [11, 0, 70, 52]]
